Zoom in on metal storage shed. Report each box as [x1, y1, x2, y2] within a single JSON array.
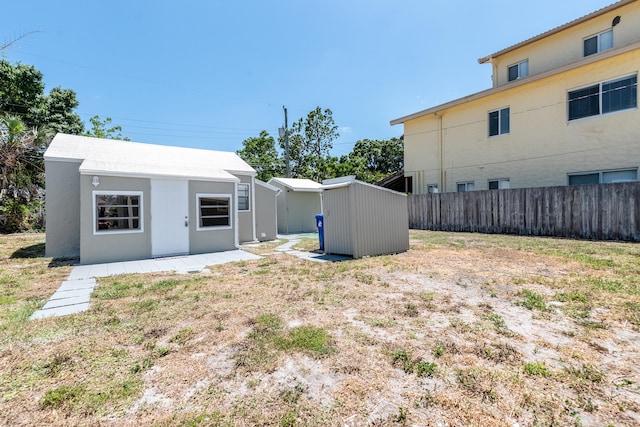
[[267, 177, 323, 234], [322, 177, 409, 259]]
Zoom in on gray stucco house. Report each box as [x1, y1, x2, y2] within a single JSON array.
[[267, 177, 323, 234], [44, 133, 274, 264]]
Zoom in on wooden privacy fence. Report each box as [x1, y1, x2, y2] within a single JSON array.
[[408, 182, 640, 241]]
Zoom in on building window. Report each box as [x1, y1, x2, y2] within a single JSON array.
[[489, 179, 511, 190], [568, 169, 637, 185], [238, 183, 250, 211], [457, 182, 475, 192], [508, 60, 528, 82], [489, 107, 510, 137], [427, 184, 439, 194], [197, 194, 231, 229], [584, 29, 613, 57], [568, 74, 637, 121], [94, 191, 143, 234]]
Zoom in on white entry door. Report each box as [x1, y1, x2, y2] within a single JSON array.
[[151, 180, 190, 257]]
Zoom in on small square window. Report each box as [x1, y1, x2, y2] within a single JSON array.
[[197, 194, 231, 229], [457, 182, 475, 192], [489, 179, 510, 190], [508, 60, 528, 82], [94, 191, 143, 234], [489, 107, 510, 137], [584, 29, 613, 56]]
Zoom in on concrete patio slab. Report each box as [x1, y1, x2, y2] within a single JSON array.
[[50, 288, 93, 301], [275, 234, 351, 263], [30, 302, 91, 320], [57, 279, 97, 292]]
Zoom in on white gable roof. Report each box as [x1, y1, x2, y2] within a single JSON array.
[[267, 177, 323, 192], [79, 158, 237, 182], [255, 179, 281, 193], [45, 133, 255, 181]]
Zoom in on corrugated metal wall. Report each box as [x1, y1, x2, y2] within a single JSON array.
[[324, 181, 409, 258], [323, 186, 353, 256]]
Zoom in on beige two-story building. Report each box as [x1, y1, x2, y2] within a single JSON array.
[[391, 0, 639, 193]]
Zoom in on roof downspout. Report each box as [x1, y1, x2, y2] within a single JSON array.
[[435, 112, 444, 192], [251, 176, 256, 242], [234, 181, 239, 248]]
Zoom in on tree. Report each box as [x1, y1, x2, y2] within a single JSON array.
[[236, 130, 283, 182], [83, 115, 129, 141], [0, 60, 83, 136], [281, 107, 339, 181], [0, 116, 43, 232], [41, 87, 84, 136], [349, 137, 404, 182]]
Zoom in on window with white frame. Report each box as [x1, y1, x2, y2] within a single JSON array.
[[584, 29, 613, 57], [457, 182, 475, 192], [508, 60, 528, 82], [489, 107, 510, 137], [568, 169, 637, 185], [94, 191, 143, 233], [568, 74, 637, 121], [489, 179, 511, 190], [197, 194, 231, 229], [427, 184, 439, 194], [238, 183, 250, 211]]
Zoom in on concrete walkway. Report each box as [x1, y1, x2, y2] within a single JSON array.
[[30, 249, 261, 320], [275, 234, 351, 263]]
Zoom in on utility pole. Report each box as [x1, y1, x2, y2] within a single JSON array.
[[282, 106, 290, 178]]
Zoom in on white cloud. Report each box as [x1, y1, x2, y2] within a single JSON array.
[[341, 126, 352, 133]]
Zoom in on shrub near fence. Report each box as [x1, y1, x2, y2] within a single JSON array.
[[408, 182, 640, 242]]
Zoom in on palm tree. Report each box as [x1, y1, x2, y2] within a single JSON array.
[[0, 115, 43, 232]]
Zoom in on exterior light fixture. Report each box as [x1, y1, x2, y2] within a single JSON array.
[[92, 176, 100, 187]]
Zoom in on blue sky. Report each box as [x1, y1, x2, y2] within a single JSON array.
[[3, 0, 613, 156]]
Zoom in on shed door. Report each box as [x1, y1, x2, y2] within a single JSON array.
[[151, 180, 189, 257]]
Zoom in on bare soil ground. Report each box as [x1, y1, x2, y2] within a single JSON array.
[[1, 231, 639, 426]]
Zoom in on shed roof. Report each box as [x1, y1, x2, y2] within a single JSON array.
[[267, 177, 323, 192], [255, 179, 281, 193], [45, 133, 255, 179], [322, 177, 407, 196]]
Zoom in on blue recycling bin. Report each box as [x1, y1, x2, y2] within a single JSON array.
[[315, 214, 324, 251]]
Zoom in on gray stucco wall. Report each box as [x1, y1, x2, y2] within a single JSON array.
[[236, 175, 254, 243], [80, 175, 152, 264], [273, 182, 288, 233], [188, 180, 237, 254], [45, 160, 81, 259], [285, 190, 321, 233], [255, 182, 278, 241], [273, 184, 321, 234]]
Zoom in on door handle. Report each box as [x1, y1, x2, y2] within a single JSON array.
[[184, 216, 189, 227]]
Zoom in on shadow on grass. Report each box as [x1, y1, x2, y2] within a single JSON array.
[[49, 257, 78, 268], [11, 243, 45, 259], [10, 242, 77, 267]]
